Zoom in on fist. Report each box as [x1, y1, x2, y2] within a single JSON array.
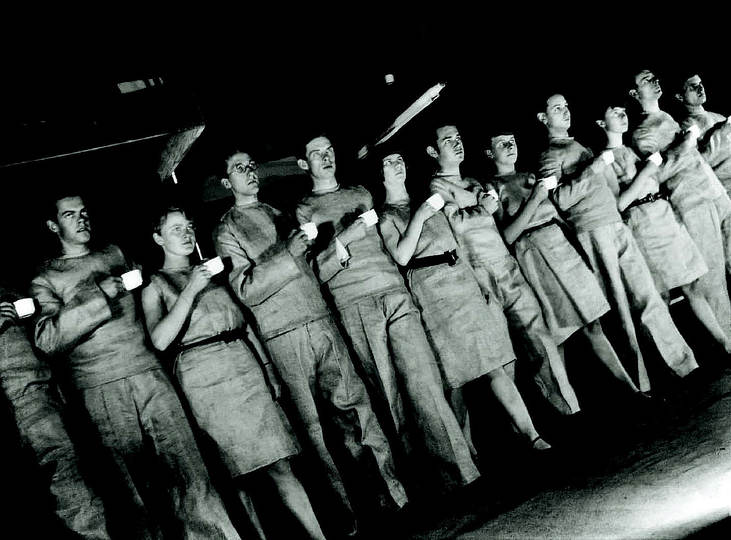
[[337, 219, 367, 247], [188, 265, 212, 294], [99, 276, 124, 299], [0, 301, 19, 332], [287, 230, 310, 256]]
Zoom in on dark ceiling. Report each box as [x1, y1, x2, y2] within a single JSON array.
[[2, 15, 730, 289]]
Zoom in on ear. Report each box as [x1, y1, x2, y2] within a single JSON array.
[[153, 232, 165, 247], [674, 93, 683, 103], [220, 177, 232, 190], [595, 120, 606, 129], [628, 89, 639, 101], [537, 112, 548, 125], [426, 145, 439, 160], [484, 149, 494, 160], [297, 158, 309, 172], [46, 220, 58, 234]]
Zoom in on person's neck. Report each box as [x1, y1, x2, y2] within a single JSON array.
[[384, 182, 410, 204], [495, 162, 516, 176], [312, 177, 339, 193], [436, 163, 461, 177], [163, 253, 191, 270], [60, 242, 90, 259], [605, 131, 624, 149], [640, 99, 661, 114], [685, 103, 706, 116], [548, 127, 570, 139], [234, 194, 258, 207]]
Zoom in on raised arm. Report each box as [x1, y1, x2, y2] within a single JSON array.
[[214, 222, 303, 306], [141, 267, 211, 351], [31, 274, 116, 356]]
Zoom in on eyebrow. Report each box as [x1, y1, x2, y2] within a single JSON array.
[[308, 145, 333, 156]]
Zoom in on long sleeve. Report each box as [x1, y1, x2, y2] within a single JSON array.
[[30, 275, 112, 356], [295, 202, 347, 284], [214, 222, 302, 307], [430, 178, 488, 229]]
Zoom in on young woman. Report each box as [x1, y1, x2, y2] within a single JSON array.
[[377, 151, 552, 452], [141, 207, 325, 540]]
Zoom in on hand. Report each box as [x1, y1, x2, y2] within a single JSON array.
[[98, 276, 125, 299], [286, 229, 310, 256], [479, 191, 499, 214], [0, 301, 19, 333], [264, 363, 282, 401], [187, 265, 212, 296], [636, 174, 660, 198], [414, 200, 438, 223], [531, 181, 549, 203], [337, 219, 367, 247]]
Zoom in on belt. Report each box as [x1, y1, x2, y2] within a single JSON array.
[[624, 192, 668, 213], [517, 218, 561, 241], [177, 328, 244, 354], [407, 249, 458, 270]]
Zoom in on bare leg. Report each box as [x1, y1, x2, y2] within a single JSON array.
[[266, 460, 326, 540], [489, 362, 550, 449], [682, 283, 731, 353], [448, 387, 478, 456], [236, 489, 267, 540], [581, 321, 640, 392]]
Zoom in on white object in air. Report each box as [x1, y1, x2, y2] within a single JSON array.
[[426, 193, 445, 211], [359, 209, 379, 227], [687, 124, 701, 139], [647, 152, 663, 167], [541, 175, 558, 190], [300, 222, 318, 240], [203, 256, 224, 276], [13, 298, 35, 318], [121, 269, 143, 291], [376, 82, 446, 146], [601, 150, 615, 165], [384, 73, 395, 84]]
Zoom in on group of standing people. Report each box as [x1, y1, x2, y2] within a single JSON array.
[[1, 67, 730, 539]]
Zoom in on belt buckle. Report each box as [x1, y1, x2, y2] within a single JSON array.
[[447, 250, 458, 266]]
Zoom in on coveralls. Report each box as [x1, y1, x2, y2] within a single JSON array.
[[296, 185, 478, 484], [30, 244, 240, 540], [540, 138, 698, 391], [213, 202, 408, 517], [1, 287, 110, 539], [430, 174, 578, 415], [632, 111, 731, 330]]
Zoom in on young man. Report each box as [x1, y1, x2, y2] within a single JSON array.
[[674, 73, 731, 261], [1, 289, 110, 539], [629, 70, 731, 332], [425, 123, 578, 419], [31, 193, 240, 540], [295, 135, 480, 483], [213, 150, 408, 534], [537, 93, 698, 392]]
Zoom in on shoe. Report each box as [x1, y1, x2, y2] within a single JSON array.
[[531, 436, 552, 451]]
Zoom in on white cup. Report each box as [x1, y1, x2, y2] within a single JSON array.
[[13, 298, 35, 319], [359, 209, 379, 227], [687, 123, 701, 139], [203, 256, 224, 276], [300, 222, 318, 240], [486, 188, 499, 200], [541, 175, 558, 190], [601, 150, 615, 165], [426, 193, 445, 211], [121, 269, 143, 291]]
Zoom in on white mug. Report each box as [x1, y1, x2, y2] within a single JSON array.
[[687, 123, 701, 139], [121, 269, 143, 291], [13, 298, 35, 319], [426, 193, 445, 211], [601, 150, 615, 165], [359, 209, 379, 227], [203, 256, 224, 276], [300, 222, 318, 240], [541, 175, 558, 190], [486, 188, 499, 200]]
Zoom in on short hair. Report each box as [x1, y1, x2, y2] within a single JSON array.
[[297, 130, 331, 161], [221, 146, 248, 178], [43, 187, 86, 223], [152, 206, 189, 235]]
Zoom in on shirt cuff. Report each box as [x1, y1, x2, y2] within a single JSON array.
[[647, 152, 663, 167]]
